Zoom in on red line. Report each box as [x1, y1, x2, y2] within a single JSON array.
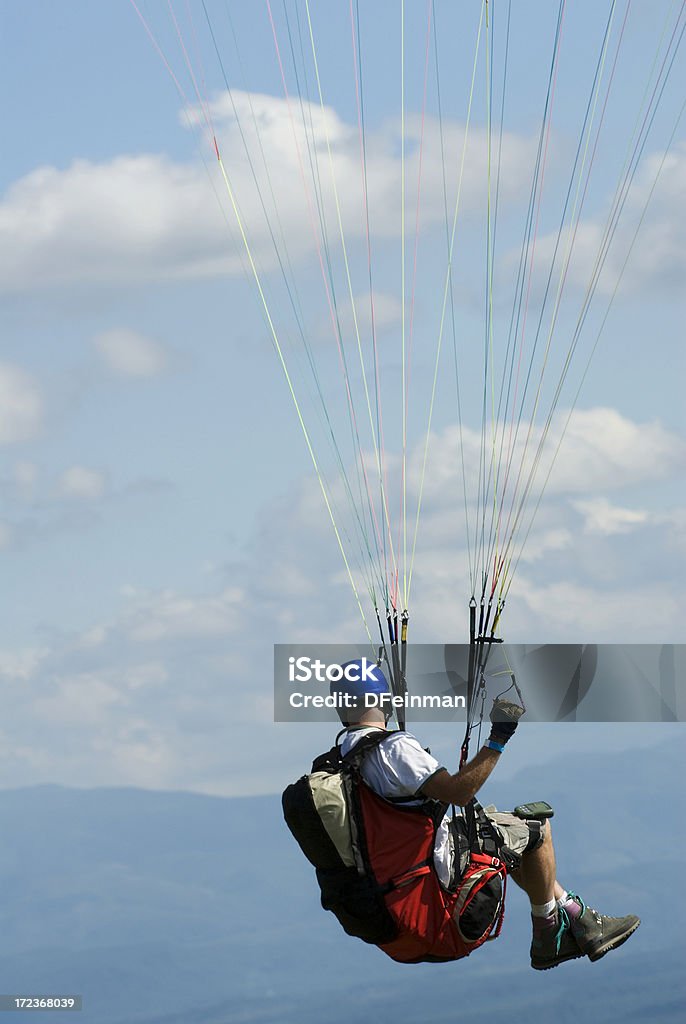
[[349, 0, 392, 592], [397, 0, 433, 591], [167, 0, 216, 142], [496, 1, 567, 563], [129, 0, 192, 107], [266, 0, 388, 577]]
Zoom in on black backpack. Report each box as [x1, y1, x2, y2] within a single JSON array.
[[282, 730, 399, 944]]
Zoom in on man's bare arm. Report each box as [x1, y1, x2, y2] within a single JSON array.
[[420, 746, 501, 805]]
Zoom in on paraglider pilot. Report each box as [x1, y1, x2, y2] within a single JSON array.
[[335, 660, 639, 970]]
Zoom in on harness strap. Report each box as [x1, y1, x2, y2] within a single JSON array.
[[340, 729, 446, 823], [467, 798, 522, 872], [337, 727, 390, 763], [378, 856, 434, 894]]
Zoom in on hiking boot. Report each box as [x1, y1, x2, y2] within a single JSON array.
[[530, 909, 583, 971], [567, 895, 640, 962]]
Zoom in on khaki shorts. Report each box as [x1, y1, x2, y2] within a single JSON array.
[[482, 804, 546, 858], [443, 804, 545, 889]]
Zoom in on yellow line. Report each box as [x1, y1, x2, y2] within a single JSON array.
[[407, 0, 486, 602], [216, 146, 373, 643], [498, 3, 618, 590], [401, 0, 408, 608], [304, 0, 400, 592]]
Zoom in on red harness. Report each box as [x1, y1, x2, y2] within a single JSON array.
[[357, 784, 508, 963]]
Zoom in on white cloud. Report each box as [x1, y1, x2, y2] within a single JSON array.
[[293, 406, 686, 641], [523, 142, 686, 301], [0, 579, 260, 791], [0, 156, 236, 293], [0, 402, 681, 793], [608, 142, 686, 294], [0, 95, 539, 295], [514, 527, 573, 562], [512, 578, 679, 642], [32, 674, 125, 727], [75, 625, 108, 650], [57, 466, 107, 500], [191, 94, 538, 282], [124, 662, 169, 692], [573, 497, 649, 535], [124, 586, 245, 643], [404, 408, 685, 523], [326, 291, 404, 342], [95, 328, 169, 377], [0, 363, 43, 442], [0, 465, 174, 554], [550, 408, 686, 492], [0, 647, 45, 681], [103, 727, 175, 787]]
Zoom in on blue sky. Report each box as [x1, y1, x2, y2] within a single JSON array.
[[0, 1, 684, 795]]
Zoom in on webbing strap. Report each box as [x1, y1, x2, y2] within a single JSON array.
[[337, 727, 390, 764], [382, 856, 434, 893], [466, 798, 521, 872]]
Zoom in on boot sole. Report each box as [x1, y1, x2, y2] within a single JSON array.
[[587, 918, 641, 963], [531, 949, 584, 971]]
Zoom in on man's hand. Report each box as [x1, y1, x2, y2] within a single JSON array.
[[488, 697, 525, 746], [422, 696, 527, 805]]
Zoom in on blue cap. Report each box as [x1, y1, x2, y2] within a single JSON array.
[[330, 659, 390, 724]]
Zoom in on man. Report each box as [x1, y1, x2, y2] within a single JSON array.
[[334, 659, 640, 971]]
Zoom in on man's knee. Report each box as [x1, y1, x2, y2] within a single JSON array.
[[523, 818, 550, 856]]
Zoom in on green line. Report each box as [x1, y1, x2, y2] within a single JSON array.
[[407, 0, 486, 603], [303, 0, 400, 592], [495, 0, 617, 587], [401, 0, 407, 608], [215, 147, 373, 643], [505, 86, 686, 598]]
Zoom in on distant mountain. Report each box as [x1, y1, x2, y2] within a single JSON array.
[[0, 742, 682, 1023]]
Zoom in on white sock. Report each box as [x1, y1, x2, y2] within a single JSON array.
[[557, 890, 570, 907], [531, 898, 557, 918]]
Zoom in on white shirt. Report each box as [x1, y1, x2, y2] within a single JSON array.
[[340, 727, 454, 888]]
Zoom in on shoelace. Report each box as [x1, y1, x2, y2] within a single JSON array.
[[564, 890, 600, 921], [565, 892, 603, 929], [553, 906, 571, 953]]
